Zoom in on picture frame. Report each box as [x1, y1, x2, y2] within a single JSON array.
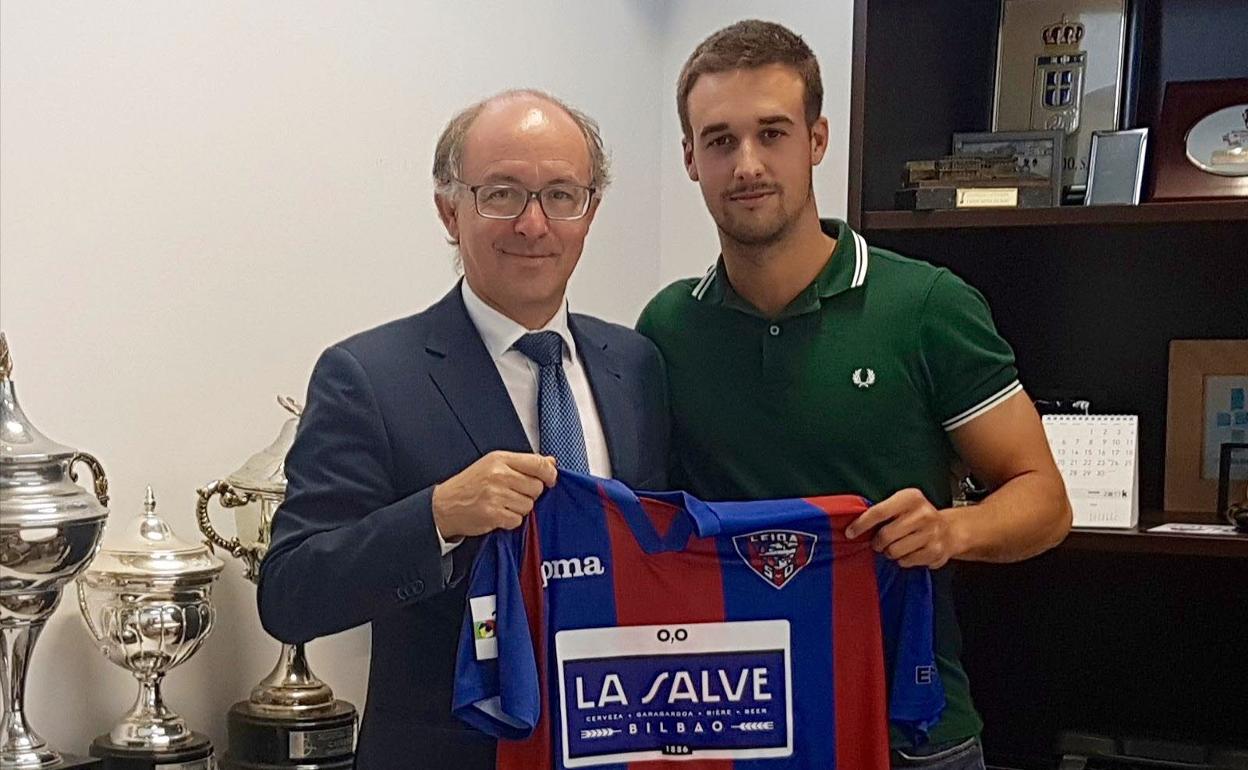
[[952, 130, 1065, 207], [991, 0, 1135, 194], [1149, 78, 1248, 201], [1164, 340, 1248, 513], [1216, 443, 1248, 519], [1084, 128, 1148, 205]]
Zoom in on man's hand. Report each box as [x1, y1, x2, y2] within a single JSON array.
[[844, 488, 965, 569], [432, 451, 558, 540]]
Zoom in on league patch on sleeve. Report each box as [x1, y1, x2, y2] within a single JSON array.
[[470, 594, 498, 661]]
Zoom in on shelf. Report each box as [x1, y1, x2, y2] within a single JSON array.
[[1057, 511, 1248, 559], [860, 199, 1248, 231]]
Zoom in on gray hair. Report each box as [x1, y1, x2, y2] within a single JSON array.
[[432, 89, 612, 200]]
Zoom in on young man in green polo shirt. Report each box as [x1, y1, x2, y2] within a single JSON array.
[[638, 20, 1072, 770]]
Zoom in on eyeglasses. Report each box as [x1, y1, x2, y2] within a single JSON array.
[[453, 179, 596, 221]]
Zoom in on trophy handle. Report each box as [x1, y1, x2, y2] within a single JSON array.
[[277, 394, 303, 418], [68, 451, 110, 507], [75, 580, 102, 643], [195, 480, 251, 559]]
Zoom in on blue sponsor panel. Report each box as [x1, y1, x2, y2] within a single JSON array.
[[561, 650, 789, 764]]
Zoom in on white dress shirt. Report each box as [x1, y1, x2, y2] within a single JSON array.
[[460, 280, 612, 477], [436, 281, 613, 556]]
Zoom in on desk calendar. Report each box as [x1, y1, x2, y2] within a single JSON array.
[[1042, 414, 1139, 529]]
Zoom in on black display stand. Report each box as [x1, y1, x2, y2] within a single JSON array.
[[221, 700, 355, 770], [89, 733, 213, 770]]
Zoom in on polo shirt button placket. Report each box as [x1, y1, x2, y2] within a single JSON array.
[[762, 323, 784, 382]]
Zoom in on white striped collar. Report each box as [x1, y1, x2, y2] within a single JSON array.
[[848, 227, 869, 289], [691, 219, 870, 302]]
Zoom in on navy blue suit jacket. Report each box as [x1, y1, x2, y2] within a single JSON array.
[[258, 284, 669, 769]]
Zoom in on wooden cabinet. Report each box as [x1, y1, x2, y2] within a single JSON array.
[[846, 0, 1247, 762]]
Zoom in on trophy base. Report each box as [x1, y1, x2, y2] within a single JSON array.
[[52, 755, 104, 769], [221, 700, 356, 769], [89, 733, 213, 770]]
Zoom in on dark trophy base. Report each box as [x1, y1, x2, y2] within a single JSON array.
[[222, 699, 356, 770], [89, 733, 214, 770], [52, 754, 103, 769]]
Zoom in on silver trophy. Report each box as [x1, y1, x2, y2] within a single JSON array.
[[77, 487, 223, 768], [196, 397, 355, 770], [0, 332, 110, 770]]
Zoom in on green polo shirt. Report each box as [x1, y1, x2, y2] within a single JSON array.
[[637, 218, 1020, 749]]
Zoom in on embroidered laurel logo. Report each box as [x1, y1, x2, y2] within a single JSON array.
[[852, 368, 876, 389]]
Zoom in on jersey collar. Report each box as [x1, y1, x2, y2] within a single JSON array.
[[598, 477, 719, 555]]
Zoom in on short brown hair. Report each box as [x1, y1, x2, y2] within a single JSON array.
[[676, 20, 823, 140]]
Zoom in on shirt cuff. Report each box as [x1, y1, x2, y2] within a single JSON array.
[[437, 526, 463, 556]]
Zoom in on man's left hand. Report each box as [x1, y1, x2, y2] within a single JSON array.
[[844, 488, 964, 569]]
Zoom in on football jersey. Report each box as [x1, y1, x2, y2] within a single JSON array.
[[453, 471, 944, 769]]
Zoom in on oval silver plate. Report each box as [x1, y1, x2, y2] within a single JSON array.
[[1184, 104, 1248, 177]]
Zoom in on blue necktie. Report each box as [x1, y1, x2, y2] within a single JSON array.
[[512, 331, 591, 474]]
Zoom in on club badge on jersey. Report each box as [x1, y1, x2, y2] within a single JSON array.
[[452, 472, 945, 769]]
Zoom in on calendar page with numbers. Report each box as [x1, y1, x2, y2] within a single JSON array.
[[1042, 414, 1139, 529]]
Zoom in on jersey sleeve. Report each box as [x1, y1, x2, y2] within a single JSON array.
[[451, 523, 540, 739], [875, 555, 946, 744], [919, 269, 1021, 432]]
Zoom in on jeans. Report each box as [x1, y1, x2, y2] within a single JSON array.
[[891, 737, 986, 770]]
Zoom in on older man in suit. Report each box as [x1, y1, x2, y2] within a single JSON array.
[[258, 90, 669, 770]]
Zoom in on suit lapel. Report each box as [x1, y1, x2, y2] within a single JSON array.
[[571, 315, 637, 485], [425, 283, 530, 457], [425, 284, 531, 582]]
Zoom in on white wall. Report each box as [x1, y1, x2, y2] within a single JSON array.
[[0, 0, 850, 755]]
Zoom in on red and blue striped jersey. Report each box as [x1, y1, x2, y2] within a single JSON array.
[[453, 471, 944, 769]]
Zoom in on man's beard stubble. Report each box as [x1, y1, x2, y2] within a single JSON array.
[[714, 178, 813, 253]]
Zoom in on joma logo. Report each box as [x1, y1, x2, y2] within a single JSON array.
[[541, 555, 605, 587]]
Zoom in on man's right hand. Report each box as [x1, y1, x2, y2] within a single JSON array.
[[432, 451, 558, 540]]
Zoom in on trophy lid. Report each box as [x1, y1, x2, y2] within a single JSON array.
[[0, 332, 110, 529], [223, 395, 301, 497], [87, 487, 224, 581], [0, 332, 79, 464]]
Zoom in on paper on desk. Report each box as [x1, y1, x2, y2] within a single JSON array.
[[1146, 522, 1239, 535]]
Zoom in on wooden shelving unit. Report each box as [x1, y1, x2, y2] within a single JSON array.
[[849, 0, 1246, 537], [848, 0, 1248, 761], [1061, 517, 1248, 559], [861, 199, 1248, 231]]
